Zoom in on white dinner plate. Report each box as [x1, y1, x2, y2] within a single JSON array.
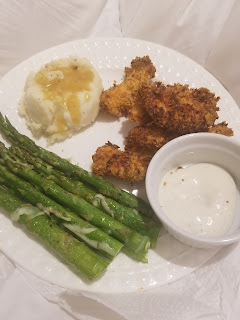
[[0, 38, 239, 294]]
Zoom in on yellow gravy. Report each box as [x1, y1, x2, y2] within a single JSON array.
[[35, 63, 94, 134]]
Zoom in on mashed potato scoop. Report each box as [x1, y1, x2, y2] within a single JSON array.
[[19, 56, 103, 144]]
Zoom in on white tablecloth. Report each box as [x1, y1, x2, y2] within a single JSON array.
[[0, 1, 240, 319]]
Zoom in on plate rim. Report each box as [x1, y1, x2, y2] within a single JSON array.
[[0, 36, 238, 294]]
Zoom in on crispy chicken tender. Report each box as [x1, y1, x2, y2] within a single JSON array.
[[125, 124, 176, 152], [100, 56, 156, 123], [93, 57, 234, 183], [92, 142, 152, 181], [208, 121, 233, 136], [140, 82, 220, 134]]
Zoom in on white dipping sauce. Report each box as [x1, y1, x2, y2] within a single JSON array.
[[158, 163, 237, 237]]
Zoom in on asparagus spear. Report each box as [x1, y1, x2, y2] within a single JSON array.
[[0, 113, 154, 217], [4, 158, 151, 262], [10, 146, 161, 247], [0, 187, 109, 280], [0, 161, 150, 262], [0, 162, 123, 261]]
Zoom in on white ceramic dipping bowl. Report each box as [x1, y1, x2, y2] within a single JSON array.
[[146, 133, 240, 248]]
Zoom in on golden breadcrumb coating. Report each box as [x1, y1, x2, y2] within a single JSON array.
[[140, 82, 220, 134], [92, 56, 234, 183], [100, 56, 156, 124], [92, 142, 152, 181], [123, 56, 155, 80], [208, 121, 234, 136], [125, 124, 176, 152]]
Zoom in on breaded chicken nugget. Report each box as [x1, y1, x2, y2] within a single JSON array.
[[140, 82, 220, 134], [100, 56, 156, 124], [208, 121, 233, 136], [92, 142, 152, 181], [125, 124, 175, 152]]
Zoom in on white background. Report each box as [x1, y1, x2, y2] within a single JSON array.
[[0, 1, 240, 319]]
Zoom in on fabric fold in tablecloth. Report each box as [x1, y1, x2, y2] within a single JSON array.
[[15, 242, 240, 320], [0, 0, 240, 319]]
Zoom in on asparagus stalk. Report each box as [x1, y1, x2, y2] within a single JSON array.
[[11, 146, 161, 247], [5, 158, 150, 262], [0, 162, 123, 261], [0, 113, 154, 217], [0, 159, 150, 263], [0, 187, 109, 280]]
